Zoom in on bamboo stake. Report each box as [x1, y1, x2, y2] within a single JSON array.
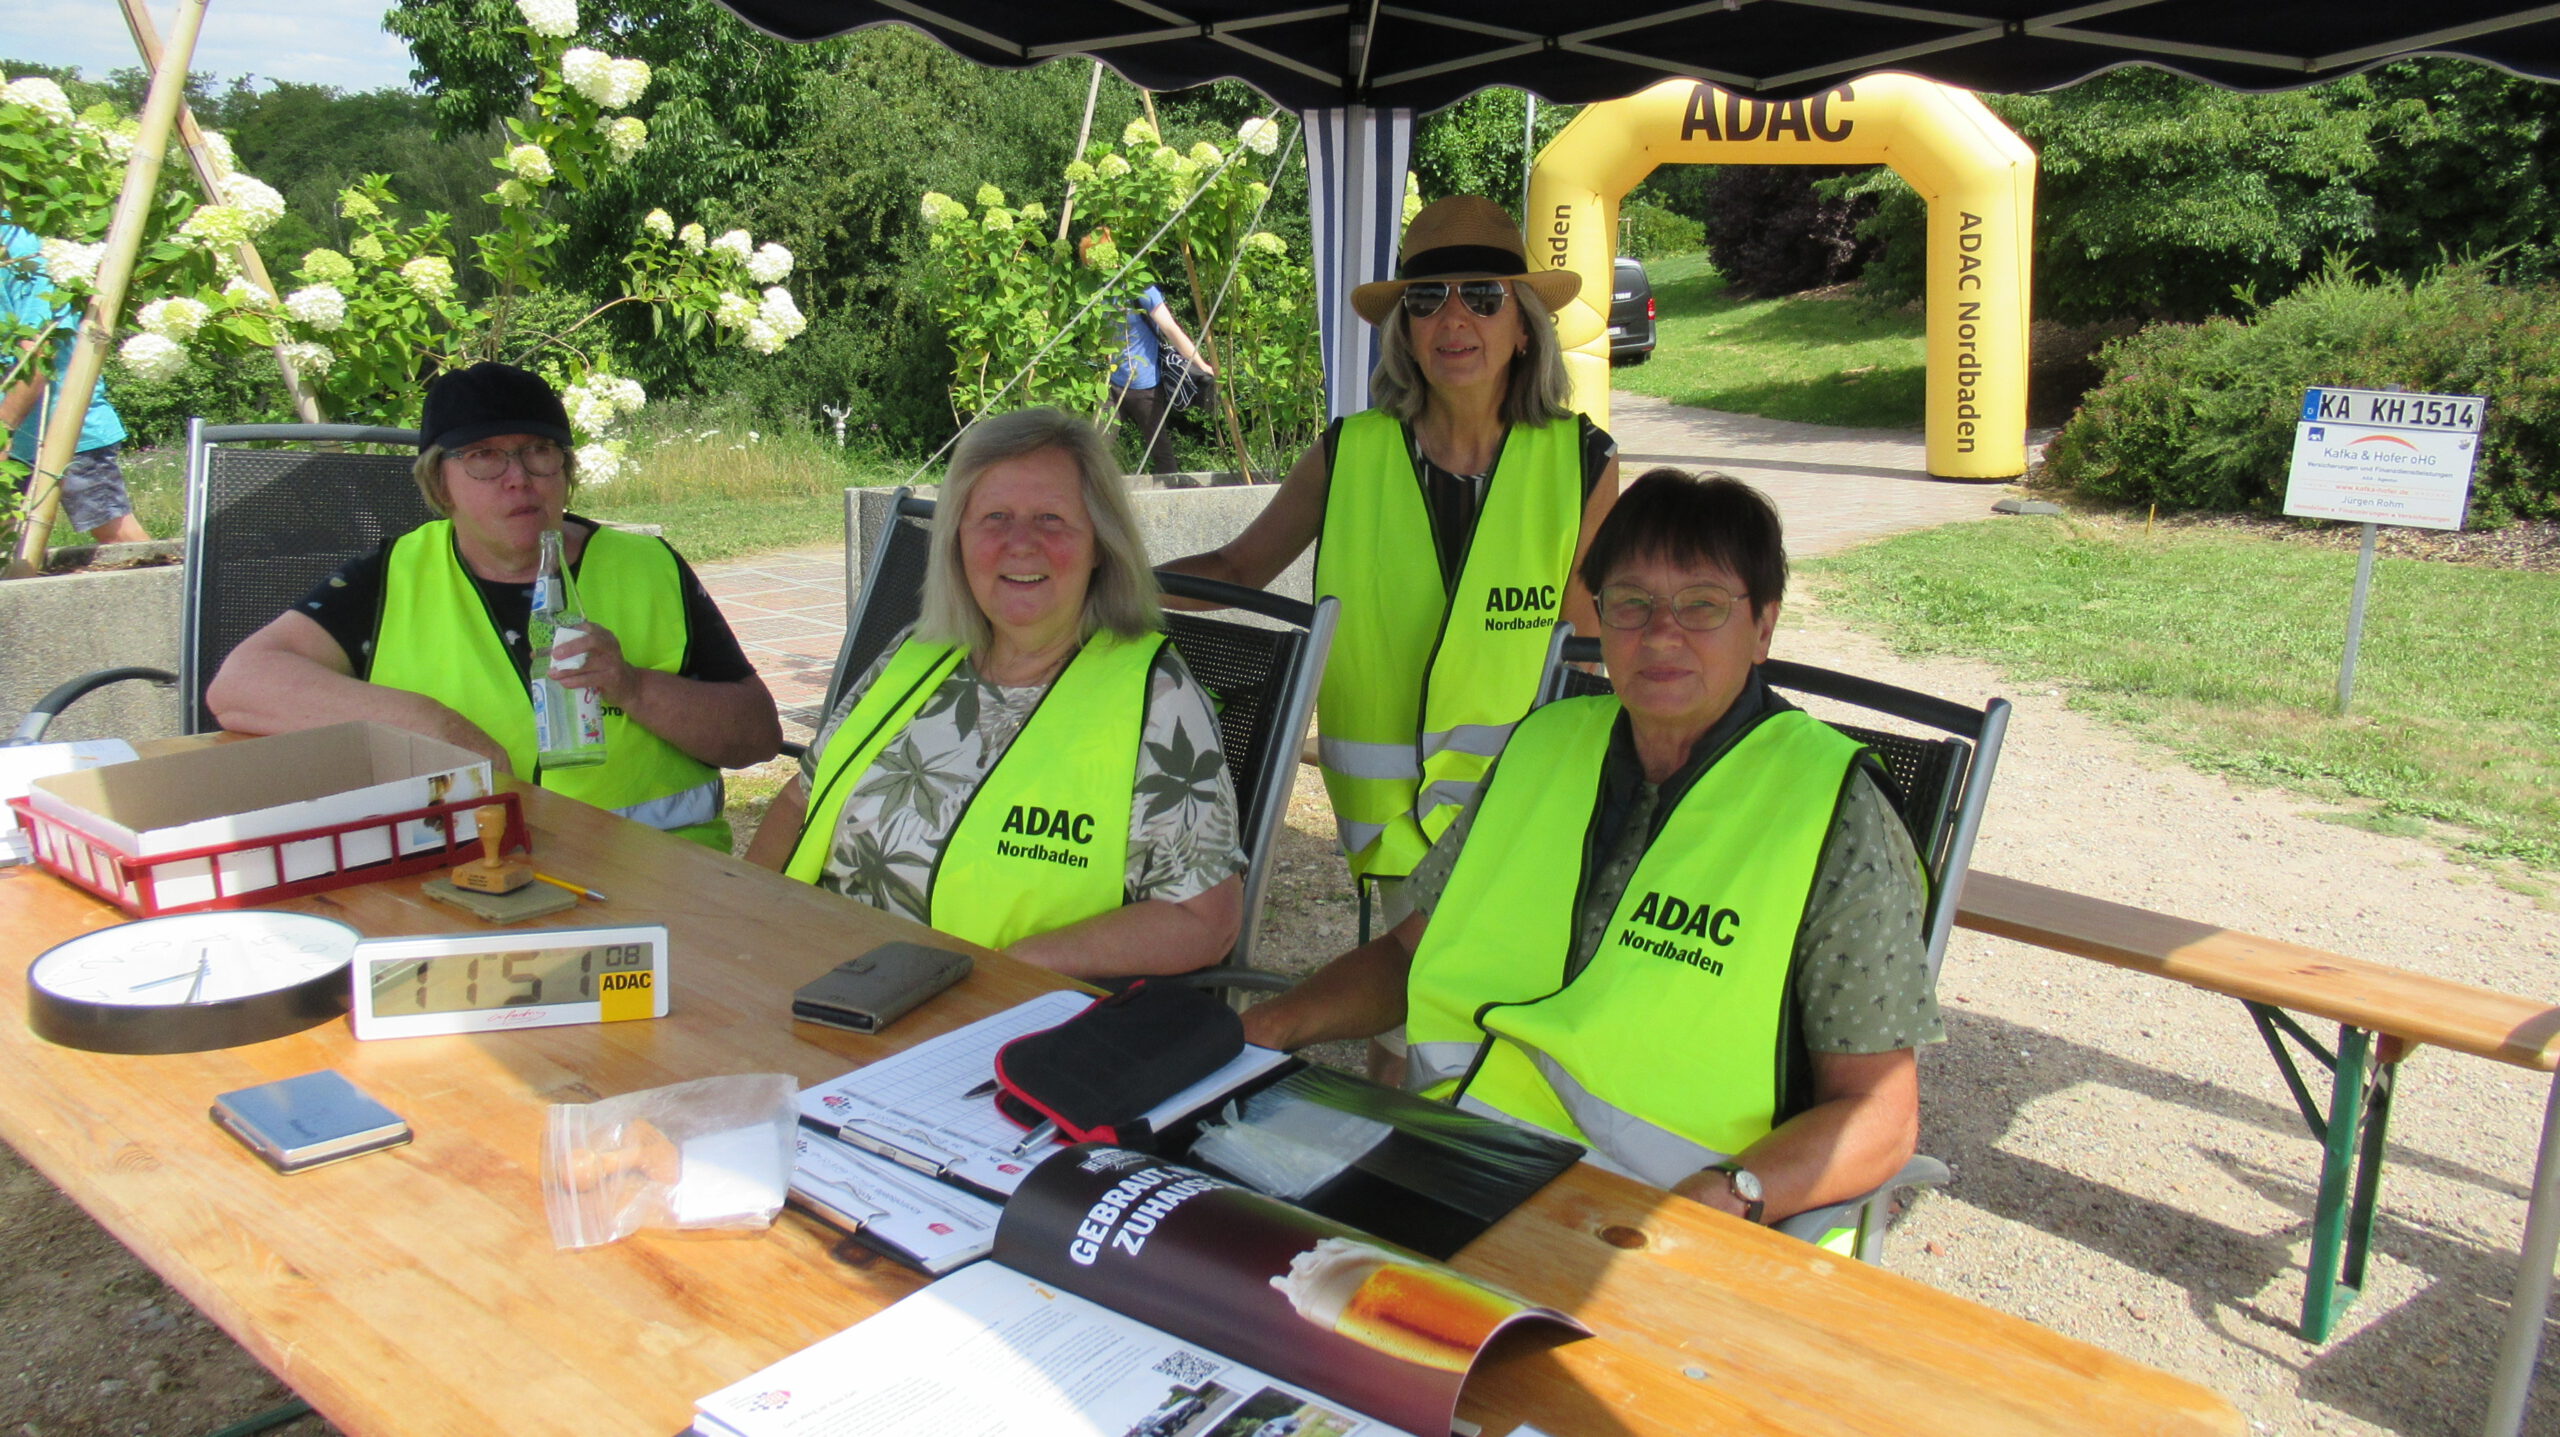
[[118, 0, 322, 424], [1055, 59, 1104, 245], [8, 0, 211, 578]]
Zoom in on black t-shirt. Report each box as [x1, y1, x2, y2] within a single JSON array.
[[1323, 412, 1615, 591], [295, 514, 754, 686]]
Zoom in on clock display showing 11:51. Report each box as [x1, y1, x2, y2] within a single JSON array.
[[350, 924, 669, 1039]]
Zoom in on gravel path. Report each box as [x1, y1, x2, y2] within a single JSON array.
[[6, 585, 2557, 1436]]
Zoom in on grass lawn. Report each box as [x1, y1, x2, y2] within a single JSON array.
[[1610, 252, 1927, 429], [1804, 515, 2560, 872]]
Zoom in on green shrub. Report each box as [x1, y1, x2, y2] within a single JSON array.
[[2045, 263, 2560, 525], [1617, 200, 1703, 260]]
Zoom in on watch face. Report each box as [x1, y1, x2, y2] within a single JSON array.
[[31, 912, 360, 1006], [1726, 1165, 1764, 1203], [28, 912, 362, 1054]]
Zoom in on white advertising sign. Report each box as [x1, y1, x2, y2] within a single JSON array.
[[2283, 386, 2483, 531]]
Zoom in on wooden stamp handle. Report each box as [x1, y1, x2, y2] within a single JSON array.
[[476, 804, 508, 865]]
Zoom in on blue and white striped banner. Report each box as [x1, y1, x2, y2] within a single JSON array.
[[1300, 105, 1414, 421]]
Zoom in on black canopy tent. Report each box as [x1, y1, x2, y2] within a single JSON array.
[[707, 1, 2560, 109], [691, 6, 2560, 1417]]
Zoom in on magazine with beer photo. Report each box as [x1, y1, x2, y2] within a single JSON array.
[[693, 1144, 1588, 1437]]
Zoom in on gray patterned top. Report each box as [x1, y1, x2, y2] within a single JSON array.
[[799, 628, 1246, 927]]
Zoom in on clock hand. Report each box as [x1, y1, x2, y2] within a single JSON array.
[[185, 953, 210, 1004], [128, 962, 209, 993]]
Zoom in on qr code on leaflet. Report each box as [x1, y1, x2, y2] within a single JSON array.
[[1151, 1348, 1218, 1385]]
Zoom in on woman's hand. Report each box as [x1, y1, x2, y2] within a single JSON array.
[[548, 622, 641, 710]]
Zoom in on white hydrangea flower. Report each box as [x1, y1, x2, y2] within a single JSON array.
[[300, 248, 357, 286], [1243, 230, 1286, 257], [119, 332, 189, 382], [222, 275, 275, 309], [745, 242, 792, 284], [1150, 145, 1184, 173], [919, 192, 965, 227], [604, 374, 645, 413], [1121, 117, 1157, 147], [285, 284, 348, 331], [506, 144, 554, 184], [224, 174, 285, 234], [402, 255, 456, 302], [1096, 153, 1131, 179], [198, 130, 238, 177], [744, 318, 785, 355], [176, 204, 253, 249], [561, 47, 611, 101], [602, 57, 651, 108], [1063, 159, 1096, 186], [566, 387, 619, 434], [758, 286, 805, 340], [980, 207, 1015, 233], [575, 443, 623, 485], [1189, 140, 1223, 167], [605, 115, 647, 164], [1016, 201, 1047, 226], [973, 183, 1005, 208], [3, 76, 74, 126], [642, 208, 675, 239], [712, 290, 756, 329], [83, 119, 136, 163], [137, 296, 210, 341], [1247, 181, 1271, 206], [281, 340, 334, 376], [40, 238, 105, 288], [679, 222, 707, 252], [514, 0, 578, 38], [496, 178, 536, 207], [1080, 237, 1120, 272], [338, 186, 380, 220], [1236, 116, 1280, 157], [349, 234, 387, 264], [710, 228, 752, 263]]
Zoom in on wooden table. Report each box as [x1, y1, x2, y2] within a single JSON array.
[[0, 785, 2243, 1437], [1956, 871, 2560, 1437]]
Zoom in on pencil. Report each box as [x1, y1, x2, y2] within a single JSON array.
[[531, 872, 607, 902]]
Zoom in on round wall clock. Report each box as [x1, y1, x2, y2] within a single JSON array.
[[28, 911, 362, 1054]]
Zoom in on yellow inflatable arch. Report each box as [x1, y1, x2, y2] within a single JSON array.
[[1527, 75, 2035, 480]]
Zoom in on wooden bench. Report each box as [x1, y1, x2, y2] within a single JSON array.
[[1957, 870, 2560, 1437]]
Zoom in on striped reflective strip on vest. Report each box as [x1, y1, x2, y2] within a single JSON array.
[[1316, 735, 1418, 781], [615, 779, 721, 833], [1409, 1034, 1724, 1186]]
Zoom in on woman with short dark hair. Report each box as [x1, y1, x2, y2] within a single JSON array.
[[747, 408, 1244, 978], [1243, 468, 1940, 1240]]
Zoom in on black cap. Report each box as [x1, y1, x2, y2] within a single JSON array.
[[418, 362, 573, 453]]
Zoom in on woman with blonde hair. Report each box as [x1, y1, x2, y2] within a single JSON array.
[[1163, 195, 1618, 924], [748, 407, 1244, 977]]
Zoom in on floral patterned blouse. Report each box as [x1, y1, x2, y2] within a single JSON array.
[[798, 626, 1246, 926]]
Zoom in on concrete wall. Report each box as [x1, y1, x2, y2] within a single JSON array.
[[0, 564, 185, 743], [844, 482, 1312, 626]]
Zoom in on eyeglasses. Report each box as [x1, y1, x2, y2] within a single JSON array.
[[1400, 279, 1509, 320], [449, 440, 566, 481], [1595, 583, 1744, 633]]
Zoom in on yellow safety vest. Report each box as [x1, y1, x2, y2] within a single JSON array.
[[1312, 410, 1583, 882], [1406, 695, 1864, 1188], [786, 631, 1164, 950], [371, 521, 728, 849]]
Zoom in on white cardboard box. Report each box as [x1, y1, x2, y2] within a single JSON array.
[[27, 723, 495, 909]]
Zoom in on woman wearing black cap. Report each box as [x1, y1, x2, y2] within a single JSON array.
[[1161, 195, 1618, 924], [209, 362, 782, 849]]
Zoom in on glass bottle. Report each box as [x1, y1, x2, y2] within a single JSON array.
[[529, 527, 608, 769]]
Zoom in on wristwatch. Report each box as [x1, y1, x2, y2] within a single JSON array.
[[1713, 1161, 1766, 1224]]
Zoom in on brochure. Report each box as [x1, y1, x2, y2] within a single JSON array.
[[697, 1145, 1587, 1437]]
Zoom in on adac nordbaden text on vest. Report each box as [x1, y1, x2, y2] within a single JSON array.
[[996, 804, 1099, 869], [1482, 583, 1559, 634], [1616, 890, 1742, 977]]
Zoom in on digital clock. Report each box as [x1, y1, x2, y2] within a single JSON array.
[[349, 923, 669, 1039]]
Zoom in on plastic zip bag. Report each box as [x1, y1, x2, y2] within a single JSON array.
[[542, 1073, 797, 1250]]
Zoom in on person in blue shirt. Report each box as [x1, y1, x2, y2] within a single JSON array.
[[1, 224, 145, 544], [1084, 230, 1214, 478]]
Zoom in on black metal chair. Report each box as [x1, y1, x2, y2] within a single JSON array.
[[9, 421, 428, 745], [1538, 629, 2012, 1260], [791, 491, 1338, 983]]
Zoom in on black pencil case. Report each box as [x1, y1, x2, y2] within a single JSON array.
[[991, 981, 1242, 1146]]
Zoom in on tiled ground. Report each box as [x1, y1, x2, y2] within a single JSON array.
[[695, 398, 2040, 743]]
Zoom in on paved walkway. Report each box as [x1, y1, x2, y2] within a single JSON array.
[[696, 398, 2035, 743]]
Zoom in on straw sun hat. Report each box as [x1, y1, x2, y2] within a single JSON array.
[[1349, 195, 1583, 325]]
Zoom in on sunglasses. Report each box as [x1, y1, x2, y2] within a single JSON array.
[[1400, 279, 1510, 319], [1595, 583, 1744, 633], [450, 440, 567, 481]]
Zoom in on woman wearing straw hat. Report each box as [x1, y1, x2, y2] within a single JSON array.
[[1164, 195, 1618, 925]]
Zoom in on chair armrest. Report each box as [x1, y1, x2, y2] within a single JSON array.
[[8, 667, 178, 746]]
